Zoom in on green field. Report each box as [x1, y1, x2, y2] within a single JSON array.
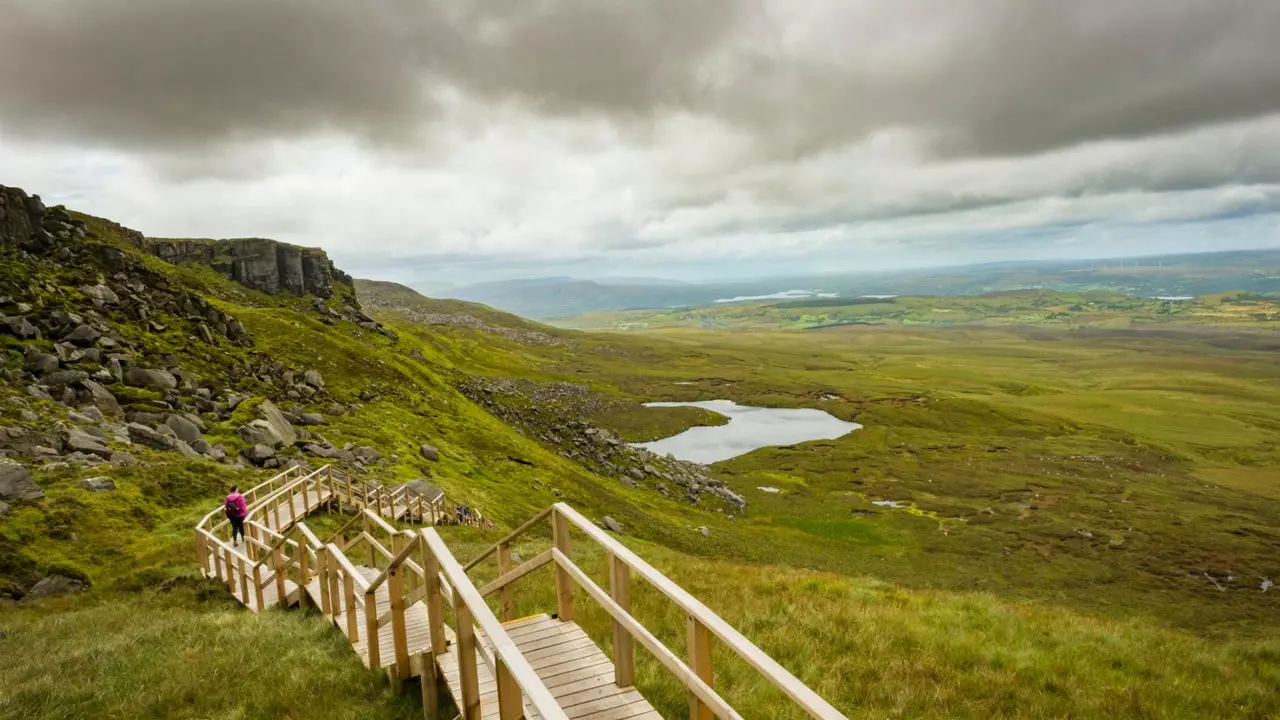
[[4, 214, 1280, 718], [558, 290, 1280, 332]]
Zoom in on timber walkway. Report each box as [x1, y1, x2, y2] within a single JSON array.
[[196, 465, 846, 719]]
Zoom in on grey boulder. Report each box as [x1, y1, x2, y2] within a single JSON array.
[[25, 351, 59, 375], [78, 476, 116, 492], [41, 369, 88, 388], [242, 444, 276, 464], [65, 428, 112, 458], [81, 380, 122, 418], [419, 444, 440, 462], [600, 516, 624, 533], [27, 574, 88, 600], [124, 367, 178, 390], [0, 459, 43, 502], [80, 284, 120, 306], [126, 422, 176, 451], [164, 414, 202, 443], [255, 400, 297, 447], [63, 324, 100, 347]]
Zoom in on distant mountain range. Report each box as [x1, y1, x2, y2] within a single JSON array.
[[431, 249, 1280, 321]]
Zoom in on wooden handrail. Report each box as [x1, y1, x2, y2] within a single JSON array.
[[552, 549, 743, 720], [421, 529, 571, 720], [363, 507, 398, 536], [325, 543, 372, 593], [365, 531, 421, 595], [463, 507, 553, 571], [295, 523, 324, 550], [478, 549, 554, 598], [552, 503, 845, 719]]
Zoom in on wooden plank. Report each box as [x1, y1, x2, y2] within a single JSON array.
[[561, 689, 646, 719]]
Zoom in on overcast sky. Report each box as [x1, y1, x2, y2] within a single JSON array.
[[3, 0, 1280, 285]]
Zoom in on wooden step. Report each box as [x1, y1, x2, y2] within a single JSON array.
[[436, 614, 660, 720]]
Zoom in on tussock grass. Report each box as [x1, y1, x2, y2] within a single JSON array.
[[451, 534, 1280, 719], [0, 582, 417, 720]]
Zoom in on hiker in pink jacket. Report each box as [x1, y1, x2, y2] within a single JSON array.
[[225, 486, 248, 547]]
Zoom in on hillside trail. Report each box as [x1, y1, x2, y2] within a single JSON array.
[[195, 465, 847, 720]]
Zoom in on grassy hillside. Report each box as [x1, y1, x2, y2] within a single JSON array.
[[3, 194, 1279, 718]]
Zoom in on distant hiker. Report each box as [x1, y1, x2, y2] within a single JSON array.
[[462, 504, 471, 523], [225, 485, 248, 547], [455, 504, 463, 524]]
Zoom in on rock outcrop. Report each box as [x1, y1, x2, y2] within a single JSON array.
[[139, 237, 352, 298]]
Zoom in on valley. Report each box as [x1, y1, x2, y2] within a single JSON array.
[[1, 187, 1278, 718]]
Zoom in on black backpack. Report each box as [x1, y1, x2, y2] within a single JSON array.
[[225, 497, 240, 518]]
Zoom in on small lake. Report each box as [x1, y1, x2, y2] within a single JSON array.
[[635, 400, 861, 464]]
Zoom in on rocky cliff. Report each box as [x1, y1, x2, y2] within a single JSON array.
[[141, 236, 353, 298]]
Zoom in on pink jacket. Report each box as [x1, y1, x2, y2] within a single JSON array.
[[225, 493, 248, 519]]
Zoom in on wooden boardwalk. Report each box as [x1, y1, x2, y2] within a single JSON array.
[[195, 465, 847, 720]]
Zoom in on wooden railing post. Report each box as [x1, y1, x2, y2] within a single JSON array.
[[389, 564, 410, 679], [552, 509, 575, 621], [687, 617, 714, 720], [298, 548, 311, 609], [610, 553, 635, 687], [326, 556, 339, 621], [288, 489, 297, 525], [211, 539, 224, 582], [195, 532, 207, 575], [273, 496, 282, 530], [253, 564, 265, 611], [420, 650, 440, 720], [274, 546, 288, 606], [456, 602, 481, 720], [224, 547, 236, 594], [344, 572, 359, 641], [422, 536, 446, 656], [495, 657, 523, 720], [239, 557, 250, 606], [498, 542, 516, 622], [365, 587, 380, 669], [302, 478, 310, 512], [317, 548, 332, 616]]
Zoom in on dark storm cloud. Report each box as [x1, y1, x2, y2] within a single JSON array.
[[0, 0, 738, 151], [3, 0, 1278, 161], [709, 0, 1280, 158]]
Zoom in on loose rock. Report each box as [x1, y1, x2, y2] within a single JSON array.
[[0, 458, 43, 499], [78, 477, 116, 492], [124, 367, 178, 390], [27, 574, 88, 600]]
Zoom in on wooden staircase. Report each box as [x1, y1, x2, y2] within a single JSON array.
[[195, 465, 846, 720]]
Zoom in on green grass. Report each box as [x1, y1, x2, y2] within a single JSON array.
[[5, 208, 1280, 718], [448, 533, 1280, 719], [0, 583, 417, 720]]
